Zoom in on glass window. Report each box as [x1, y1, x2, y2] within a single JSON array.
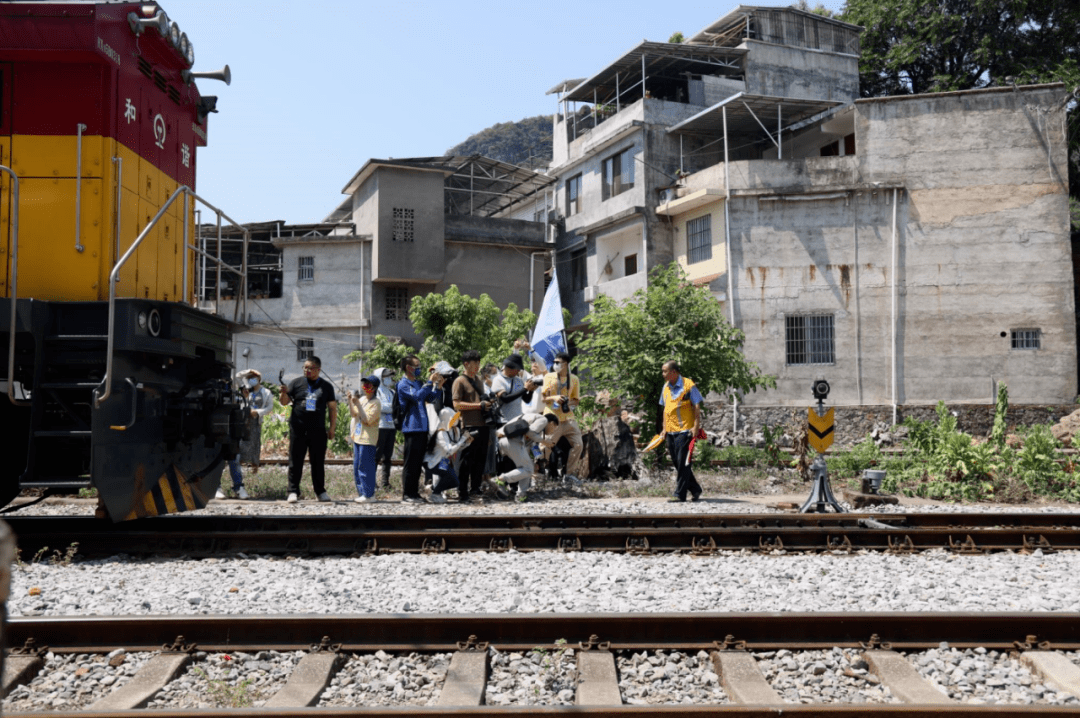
[[602, 148, 635, 200], [566, 175, 582, 217], [624, 253, 638, 276], [296, 338, 314, 361], [786, 315, 835, 365], [686, 215, 712, 264], [571, 249, 586, 291]]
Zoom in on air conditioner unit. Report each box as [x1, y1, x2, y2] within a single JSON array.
[[659, 188, 676, 205], [583, 285, 597, 303]]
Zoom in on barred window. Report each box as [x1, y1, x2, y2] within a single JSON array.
[[1011, 329, 1041, 350], [392, 207, 414, 242], [601, 148, 635, 200], [298, 256, 314, 282], [786, 315, 835, 365], [566, 174, 582, 217], [296, 338, 314, 361], [686, 215, 712, 264], [386, 287, 409, 321]]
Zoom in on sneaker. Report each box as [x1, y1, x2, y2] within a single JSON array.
[[667, 496, 686, 503], [516, 493, 528, 503], [493, 479, 510, 500], [237, 487, 250, 500], [354, 496, 368, 504], [428, 493, 447, 504], [317, 492, 332, 502], [563, 474, 583, 486], [287, 493, 298, 503], [214, 488, 227, 500], [402, 495, 425, 504], [691, 493, 702, 502]]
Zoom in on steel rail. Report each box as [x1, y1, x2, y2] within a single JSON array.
[[6, 614, 1080, 716], [7, 612, 1080, 654], [5, 513, 1080, 558]]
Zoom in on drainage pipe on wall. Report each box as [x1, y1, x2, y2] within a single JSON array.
[[723, 105, 737, 433], [890, 187, 899, 426]]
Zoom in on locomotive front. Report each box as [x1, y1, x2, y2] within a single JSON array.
[[0, 2, 246, 520]]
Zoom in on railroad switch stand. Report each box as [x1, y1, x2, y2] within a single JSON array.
[[800, 382, 844, 514]]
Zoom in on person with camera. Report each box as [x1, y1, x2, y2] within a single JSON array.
[[347, 374, 382, 503], [396, 355, 439, 504], [451, 349, 491, 502], [659, 360, 703, 502], [491, 353, 538, 423], [492, 412, 557, 502], [541, 351, 584, 483]]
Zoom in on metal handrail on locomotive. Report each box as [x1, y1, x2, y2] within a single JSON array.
[[0, 2, 249, 521]]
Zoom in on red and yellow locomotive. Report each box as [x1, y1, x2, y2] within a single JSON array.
[[0, 2, 245, 520]]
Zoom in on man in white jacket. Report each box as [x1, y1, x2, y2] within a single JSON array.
[[492, 412, 555, 503], [217, 369, 274, 500]]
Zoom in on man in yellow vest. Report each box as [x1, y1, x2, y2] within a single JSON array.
[[659, 360, 703, 502]]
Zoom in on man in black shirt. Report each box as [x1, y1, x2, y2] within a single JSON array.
[[279, 355, 338, 503]]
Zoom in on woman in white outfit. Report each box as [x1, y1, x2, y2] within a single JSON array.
[[423, 407, 473, 503]]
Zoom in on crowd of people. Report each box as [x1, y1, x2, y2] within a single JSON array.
[[221, 345, 706, 506]]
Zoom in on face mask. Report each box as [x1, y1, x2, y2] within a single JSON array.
[[362, 384, 375, 394], [247, 377, 259, 388]]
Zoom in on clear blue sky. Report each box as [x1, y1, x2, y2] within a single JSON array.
[[177, 1, 848, 224]]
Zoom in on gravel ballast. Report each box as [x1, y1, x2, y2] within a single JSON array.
[[617, 650, 728, 705], [1, 651, 151, 712], [905, 646, 1079, 705], [317, 651, 450, 707], [755, 648, 894, 704], [9, 550, 1080, 616]]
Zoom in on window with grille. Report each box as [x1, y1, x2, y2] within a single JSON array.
[[687, 215, 712, 264], [571, 249, 586, 291], [296, 338, 314, 361], [786, 315, 835, 365], [392, 208, 414, 242], [601, 148, 635, 201], [385, 287, 409, 321], [1011, 329, 1041, 350], [566, 174, 582, 217], [298, 256, 314, 281]]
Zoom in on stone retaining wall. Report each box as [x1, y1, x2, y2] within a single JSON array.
[[700, 402, 1075, 448]]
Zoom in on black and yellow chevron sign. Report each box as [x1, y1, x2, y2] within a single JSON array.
[[807, 407, 835, 453]]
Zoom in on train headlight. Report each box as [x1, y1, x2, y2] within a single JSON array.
[[137, 311, 148, 330], [169, 21, 181, 49], [148, 309, 162, 337], [180, 33, 193, 65]]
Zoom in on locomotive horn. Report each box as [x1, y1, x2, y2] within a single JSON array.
[[182, 65, 232, 86], [127, 10, 169, 36]]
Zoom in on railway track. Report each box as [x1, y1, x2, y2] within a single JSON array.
[[6, 512, 1080, 558], [2, 613, 1079, 715]]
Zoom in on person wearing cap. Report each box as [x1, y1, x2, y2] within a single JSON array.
[[492, 412, 556, 502], [423, 407, 473, 504], [659, 360, 703, 502], [490, 354, 539, 424], [348, 374, 382, 503], [451, 349, 492, 502], [372, 366, 397, 490], [217, 369, 273, 500]]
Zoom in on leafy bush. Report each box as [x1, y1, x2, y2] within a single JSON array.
[[826, 436, 882, 478]]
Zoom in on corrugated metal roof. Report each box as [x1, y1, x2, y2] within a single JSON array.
[[666, 92, 842, 137], [562, 41, 745, 103]]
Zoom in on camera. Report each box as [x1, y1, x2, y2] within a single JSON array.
[[811, 379, 830, 402], [559, 397, 571, 414], [481, 392, 504, 426]]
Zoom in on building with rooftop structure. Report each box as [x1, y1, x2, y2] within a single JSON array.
[[203, 155, 555, 384], [548, 5, 1076, 412]]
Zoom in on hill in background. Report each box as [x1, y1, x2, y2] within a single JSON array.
[[446, 114, 553, 171]]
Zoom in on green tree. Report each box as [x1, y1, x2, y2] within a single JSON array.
[[571, 263, 776, 432], [409, 286, 502, 367], [668, 32, 685, 44], [343, 334, 415, 377]]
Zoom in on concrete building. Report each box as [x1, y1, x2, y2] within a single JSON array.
[[202, 156, 555, 385], [548, 5, 1076, 408]]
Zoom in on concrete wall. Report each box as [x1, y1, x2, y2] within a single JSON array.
[[673, 85, 1075, 407], [742, 39, 859, 103], [358, 167, 446, 283]]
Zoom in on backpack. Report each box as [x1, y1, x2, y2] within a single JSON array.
[[392, 388, 405, 431], [503, 416, 530, 440]]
